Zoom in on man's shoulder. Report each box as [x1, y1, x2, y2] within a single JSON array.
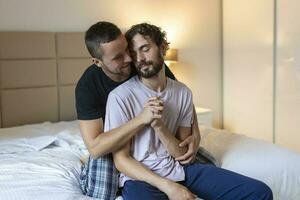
[[76, 64, 99, 87], [168, 78, 192, 94], [109, 76, 138, 98]]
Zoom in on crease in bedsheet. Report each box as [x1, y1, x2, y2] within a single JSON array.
[[0, 130, 87, 154]]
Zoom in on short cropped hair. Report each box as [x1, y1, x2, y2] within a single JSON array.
[[85, 21, 122, 59], [125, 23, 169, 52]]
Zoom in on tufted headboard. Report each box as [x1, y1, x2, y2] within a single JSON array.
[[0, 32, 91, 128]]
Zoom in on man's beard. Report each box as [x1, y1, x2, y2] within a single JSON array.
[[136, 54, 164, 78]]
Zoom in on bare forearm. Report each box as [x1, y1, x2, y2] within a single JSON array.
[[87, 117, 144, 158], [153, 126, 188, 158], [81, 97, 164, 159], [113, 155, 169, 191], [192, 106, 201, 145]]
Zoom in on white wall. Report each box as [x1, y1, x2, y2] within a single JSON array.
[[223, 0, 274, 142], [0, 0, 223, 127], [276, 0, 300, 153], [223, 0, 300, 153]]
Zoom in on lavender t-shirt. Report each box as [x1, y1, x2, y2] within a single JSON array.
[[104, 76, 193, 187]]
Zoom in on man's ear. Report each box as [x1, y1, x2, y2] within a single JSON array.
[[160, 43, 168, 57], [91, 58, 104, 68]]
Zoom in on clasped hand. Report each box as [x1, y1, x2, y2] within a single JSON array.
[[139, 96, 164, 126]]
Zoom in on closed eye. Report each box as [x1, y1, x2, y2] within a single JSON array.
[[142, 46, 149, 52]]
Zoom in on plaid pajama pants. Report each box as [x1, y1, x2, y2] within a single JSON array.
[[79, 154, 118, 200], [79, 148, 217, 199]]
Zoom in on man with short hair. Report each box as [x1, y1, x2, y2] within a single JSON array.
[[107, 23, 273, 200], [75, 21, 201, 199]]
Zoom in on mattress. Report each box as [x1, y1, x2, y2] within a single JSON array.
[[0, 121, 94, 200], [0, 121, 299, 200], [199, 126, 300, 200]]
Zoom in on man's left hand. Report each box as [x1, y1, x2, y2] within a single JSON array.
[[175, 134, 198, 165], [176, 106, 201, 165]]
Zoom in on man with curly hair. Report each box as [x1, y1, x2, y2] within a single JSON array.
[[76, 21, 201, 199], [106, 23, 273, 200]]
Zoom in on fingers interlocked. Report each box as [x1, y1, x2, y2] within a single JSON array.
[[144, 96, 164, 116]]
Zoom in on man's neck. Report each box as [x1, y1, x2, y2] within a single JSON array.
[[140, 66, 167, 92]]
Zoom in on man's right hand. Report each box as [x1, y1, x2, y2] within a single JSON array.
[[138, 97, 164, 125], [159, 180, 197, 200]]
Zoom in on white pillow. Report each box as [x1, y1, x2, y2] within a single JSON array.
[[200, 126, 300, 200]]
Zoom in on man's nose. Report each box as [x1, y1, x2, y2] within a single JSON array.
[[137, 52, 145, 63]]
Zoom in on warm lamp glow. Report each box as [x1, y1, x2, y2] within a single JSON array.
[[164, 48, 178, 68], [164, 48, 178, 63]]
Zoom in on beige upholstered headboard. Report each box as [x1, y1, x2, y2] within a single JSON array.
[[0, 32, 92, 128]]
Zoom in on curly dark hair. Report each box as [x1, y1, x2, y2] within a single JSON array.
[[125, 23, 170, 53]]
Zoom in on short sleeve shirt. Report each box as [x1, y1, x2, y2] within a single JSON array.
[[104, 76, 193, 187], [75, 64, 176, 121]]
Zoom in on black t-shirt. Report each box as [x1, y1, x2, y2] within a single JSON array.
[[75, 64, 176, 121]]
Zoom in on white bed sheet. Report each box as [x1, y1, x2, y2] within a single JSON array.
[[1, 121, 299, 200], [200, 126, 300, 200], [0, 121, 94, 200]]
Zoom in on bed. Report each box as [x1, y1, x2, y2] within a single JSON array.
[[0, 121, 299, 200], [199, 126, 300, 200], [0, 32, 299, 200], [0, 121, 91, 200]]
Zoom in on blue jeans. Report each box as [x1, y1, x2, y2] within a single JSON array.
[[122, 163, 273, 200]]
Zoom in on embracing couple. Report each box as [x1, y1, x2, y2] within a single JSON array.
[[75, 21, 272, 200]]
